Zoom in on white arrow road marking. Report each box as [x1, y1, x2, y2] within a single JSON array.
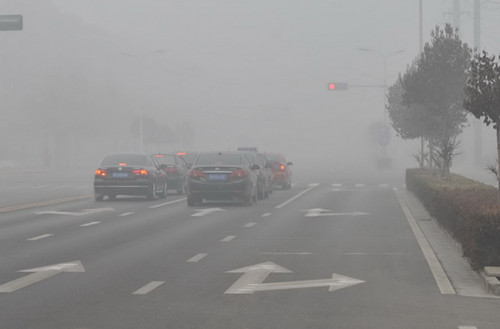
[[303, 208, 368, 217], [191, 208, 225, 217], [0, 261, 85, 293], [35, 208, 115, 216], [225, 262, 364, 294], [225, 262, 292, 294], [133, 281, 164, 295], [275, 184, 319, 209], [27, 234, 53, 241]]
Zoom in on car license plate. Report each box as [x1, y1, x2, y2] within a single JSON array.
[[112, 172, 129, 178], [207, 174, 227, 181]]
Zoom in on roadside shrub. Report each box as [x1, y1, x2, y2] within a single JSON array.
[[406, 168, 500, 270]]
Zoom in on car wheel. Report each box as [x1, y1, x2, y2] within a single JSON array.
[[95, 192, 104, 202], [187, 196, 200, 206], [158, 182, 168, 199], [147, 182, 157, 200]]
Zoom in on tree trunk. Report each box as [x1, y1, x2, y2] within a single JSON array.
[[420, 137, 425, 169], [497, 125, 500, 203]]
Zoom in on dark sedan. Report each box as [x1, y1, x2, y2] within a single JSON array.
[[94, 153, 167, 201], [187, 152, 258, 206], [154, 153, 189, 194]]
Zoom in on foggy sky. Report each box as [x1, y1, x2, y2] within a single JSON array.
[[1, 0, 499, 171]]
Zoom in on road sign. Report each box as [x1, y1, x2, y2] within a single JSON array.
[[0, 261, 85, 293], [225, 261, 364, 294], [0, 15, 23, 31]]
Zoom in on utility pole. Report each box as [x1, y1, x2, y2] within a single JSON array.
[[473, 0, 482, 166], [419, 0, 425, 169]]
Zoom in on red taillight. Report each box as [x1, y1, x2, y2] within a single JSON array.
[[189, 169, 205, 178], [95, 169, 107, 177], [280, 165, 286, 171], [119, 162, 127, 166], [230, 169, 248, 179], [133, 169, 149, 176]]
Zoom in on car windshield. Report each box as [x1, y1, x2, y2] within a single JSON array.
[[154, 155, 176, 165], [195, 153, 243, 166], [101, 154, 146, 166]]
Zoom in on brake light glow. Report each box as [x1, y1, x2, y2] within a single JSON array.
[[133, 169, 149, 176], [166, 167, 179, 174], [280, 165, 286, 171], [95, 169, 107, 177], [119, 163, 127, 166], [154, 154, 164, 158], [230, 169, 248, 179], [189, 169, 205, 178], [177, 152, 187, 156]]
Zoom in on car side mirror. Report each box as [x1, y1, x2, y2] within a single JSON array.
[[251, 164, 260, 170], [287, 162, 293, 166]]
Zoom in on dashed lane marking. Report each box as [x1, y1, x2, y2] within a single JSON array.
[[244, 222, 256, 228], [332, 183, 342, 187], [27, 234, 53, 241], [132, 281, 165, 295], [149, 198, 187, 209], [262, 213, 271, 217], [221, 235, 236, 242], [275, 184, 319, 209], [80, 221, 100, 227], [187, 254, 208, 263], [119, 212, 134, 217]]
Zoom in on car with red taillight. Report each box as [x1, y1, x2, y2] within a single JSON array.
[[264, 153, 293, 189], [187, 152, 258, 206], [153, 153, 189, 194], [94, 153, 167, 201]]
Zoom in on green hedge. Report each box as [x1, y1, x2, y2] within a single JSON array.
[[406, 168, 500, 270]]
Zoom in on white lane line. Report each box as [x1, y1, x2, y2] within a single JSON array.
[[244, 222, 256, 228], [355, 183, 365, 187], [132, 281, 165, 295], [275, 184, 319, 209], [262, 213, 271, 217], [80, 221, 100, 227], [343, 253, 370, 255], [394, 188, 456, 295], [260, 252, 312, 255], [27, 234, 53, 241], [149, 198, 187, 209], [379, 184, 389, 188], [187, 253, 208, 263], [221, 235, 236, 242], [332, 183, 342, 187], [119, 212, 134, 217], [31, 185, 50, 189]]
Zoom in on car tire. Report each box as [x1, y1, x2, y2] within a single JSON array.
[[95, 192, 104, 202], [147, 182, 157, 200], [158, 182, 168, 199]]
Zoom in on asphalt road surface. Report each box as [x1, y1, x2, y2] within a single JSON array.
[[0, 169, 499, 329]]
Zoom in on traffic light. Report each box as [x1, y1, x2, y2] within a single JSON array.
[[328, 82, 348, 90]]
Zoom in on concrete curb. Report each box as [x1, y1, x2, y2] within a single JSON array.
[[481, 268, 500, 296]]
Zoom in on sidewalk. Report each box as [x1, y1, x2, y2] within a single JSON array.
[[397, 188, 499, 298]]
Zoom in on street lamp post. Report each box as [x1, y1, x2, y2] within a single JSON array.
[[122, 50, 165, 152], [358, 47, 405, 122]]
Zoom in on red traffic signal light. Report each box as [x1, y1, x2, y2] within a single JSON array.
[[327, 82, 348, 91]]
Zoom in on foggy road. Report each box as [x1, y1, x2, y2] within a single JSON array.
[[1, 171, 499, 329]]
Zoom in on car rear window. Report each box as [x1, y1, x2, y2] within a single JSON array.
[[264, 153, 285, 162], [195, 153, 244, 166], [101, 154, 147, 166], [154, 155, 176, 165]]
